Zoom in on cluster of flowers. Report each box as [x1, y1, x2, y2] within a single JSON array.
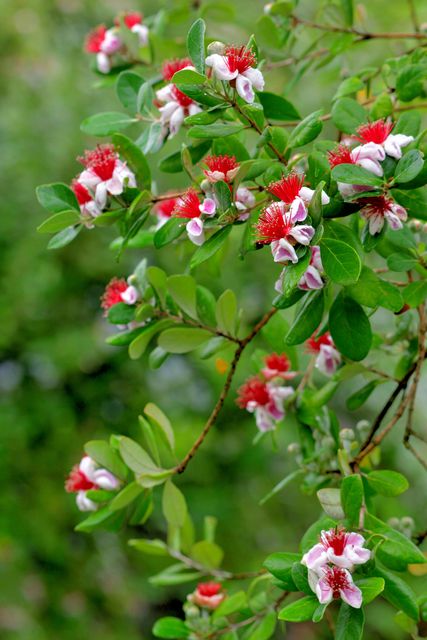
[[156, 58, 202, 140], [85, 12, 149, 73], [156, 154, 254, 244], [71, 144, 136, 227], [328, 118, 412, 235], [302, 527, 371, 608], [237, 337, 341, 431], [255, 172, 329, 263], [65, 455, 120, 511], [205, 44, 265, 104]]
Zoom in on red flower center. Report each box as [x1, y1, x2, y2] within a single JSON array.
[[101, 278, 128, 311], [321, 528, 348, 556], [85, 25, 107, 53], [255, 204, 293, 244], [306, 332, 332, 353], [65, 466, 95, 493], [356, 119, 394, 144], [204, 154, 239, 180], [268, 172, 304, 204], [327, 145, 355, 168], [162, 57, 193, 82], [325, 566, 351, 599], [72, 180, 92, 205], [156, 197, 178, 218], [170, 85, 194, 108], [172, 188, 201, 219], [78, 145, 117, 181], [197, 582, 222, 597], [225, 46, 256, 74], [264, 353, 290, 372], [121, 12, 143, 29], [237, 376, 270, 408], [358, 195, 392, 216]]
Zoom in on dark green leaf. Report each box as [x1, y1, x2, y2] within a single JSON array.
[[80, 111, 135, 136], [320, 238, 361, 285], [287, 110, 323, 148], [332, 163, 383, 187], [36, 183, 79, 213], [187, 19, 206, 74], [257, 92, 300, 121], [154, 217, 184, 248], [366, 470, 409, 496], [116, 71, 145, 112], [285, 290, 324, 345], [374, 567, 419, 620], [335, 603, 364, 640], [37, 210, 80, 233], [278, 596, 319, 622], [341, 475, 363, 527], [153, 617, 190, 639], [112, 133, 151, 190], [329, 293, 372, 361], [188, 123, 246, 139], [158, 327, 211, 353], [332, 98, 366, 134]]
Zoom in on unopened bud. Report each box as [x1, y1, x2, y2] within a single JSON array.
[[184, 603, 199, 619], [388, 517, 400, 529], [340, 428, 355, 442], [287, 442, 300, 455], [127, 274, 138, 286], [401, 516, 415, 537], [207, 41, 226, 55], [200, 179, 211, 193], [321, 436, 335, 450], [356, 420, 370, 436]]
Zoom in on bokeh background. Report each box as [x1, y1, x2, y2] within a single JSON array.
[[1, 1, 426, 638]]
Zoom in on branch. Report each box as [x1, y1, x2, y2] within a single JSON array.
[[292, 14, 427, 39], [174, 308, 278, 474], [167, 546, 266, 580], [156, 310, 241, 344]]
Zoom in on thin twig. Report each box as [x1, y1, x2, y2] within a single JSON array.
[[156, 310, 240, 344], [292, 14, 427, 39]]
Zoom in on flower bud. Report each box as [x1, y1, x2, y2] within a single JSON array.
[[264, 3, 273, 13], [400, 516, 415, 537], [339, 428, 355, 442], [388, 517, 400, 529], [207, 41, 226, 55], [287, 442, 300, 455], [200, 179, 211, 193], [355, 420, 370, 437]]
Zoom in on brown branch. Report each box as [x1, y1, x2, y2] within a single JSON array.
[[156, 310, 241, 344], [167, 546, 266, 580], [292, 14, 427, 39], [174, 308, 278, 474]]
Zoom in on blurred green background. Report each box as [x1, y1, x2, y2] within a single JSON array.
[[1, 0, 426, 638]]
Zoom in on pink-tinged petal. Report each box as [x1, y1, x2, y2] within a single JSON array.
[[383, 134, 413, 159], [96, 52, 111, 74], [289, 224, 315, 245], [255, 407, 275, 432], [205, 54, 237, 81], [266, 401, 284, 421], [289, 196, 307, 222], [236, 186, 255, 208], [188, 103, 202, 116], [92, 468, 120, 490], [346, 547, 371, 565], [338, 182, 357, 198], [308, 569, 320, 594], [79, 169, 101, 190], [327, 549, 354, 569], [368, 213, 384, 235], [385, 211, 404, 231], [391, 203, 407, 221], [316, 345, 340, 376], [354, 142, 385, 162], [226, 166, 240, 182], [299, 187, 330, 205], [299, 266, 323, 291], [79, 456, 97, 482], [159, 101, 179, 123], [357, 157, 384, 177], [346, 533, 366, 546], [302, 544, 327, 570], [76, 491, 98, 512], [200, 197, 217, 216], [271, 239, 298, 263], [236, 74, 255, 104], [169, 106, 185, 138], [316, 578, 333, 605], [274, 270, 285, 294], [100, 29, 122, 54], [242, 67, 265, 91], [186, 217, 204, 236], [120, 285, 139, 305], [340, 584, 362, 609], [205, 170, 226, 183], [106, 175, 124, 196], [156, 84, 174, 103], [131, 23, 149, 46], [310, 245, 323, 270]]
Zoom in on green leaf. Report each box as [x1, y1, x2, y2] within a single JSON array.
[[80, 111, 135, 136], [346, 380, 380, 410], [374, 567, 419, 620], [364, 513, 426, 570], [196, 286, 217, 326], [191, 540, 224, 568], [287, 110, 323, 148], [112, 133, 151, 190], [395, 111, 421, 137], [84, 440, 128, 480], [129, 538, 169, 555], [190, 225, 232, 270], [247, 611, 276, 640], [153, 617, 190, 639], [116, 71, 145, 112], [216, 289, 237, 336], [172, 69, 206, 84], [332, 98, 366, 134], [107, 302, 135, 325], [394, 150, 424, 184], [320, 238, 361, 285], [128, 320, 171, 360], [317, 488, 345, 519], [308, 180, 326, 226], [291, 563, 313, 595], [158, 327, 211, 353], [387, 252, 418, 272], [214, 181, 232, 213], [75, 505, 124, 533], [341, 474, 363, 527], [167, 274, 197, 318], [333, 76, 364, 100], [285, 290, 324, 345], [392, 187, 427, 221], [159, 140, 211, 173], [346, 266, 403, 312], [154, 217, 184, 248], [119, 436, 159, 474], [257, 92, 300, 121], [213, 591, 246, 619], [332, 163, 383, 187], [340, 0, 354, 25], [329, 293, 372, 361], [264, 552, 301, 582], [187, 19, 206, 74], [396, 64, 425, 102], [36, 183, 79, 213], [403, 280, 427, 308], [188, 123, 245, 139], [278, 596, 319, 622], [162, 480, 187, 528], [37, 210, 80, 233], [150, 566, 202, 587], [47, 225, 81, 249], [356, 577, 384, 604], [335, 603, 364, 640], [109, 482, 143, 510], [366, 470, 409, 496], [144, 402, 175, 452]]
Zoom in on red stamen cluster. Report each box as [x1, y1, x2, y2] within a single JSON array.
[[172, 188, 201, 219], [65, 466, 95, 493], [156, 197, 178, 218], [118, 12, 143, 29], [357, 195, 392, 215], [78, 145, 117, 181], [324, 566, 351, 599], [197, 582, 222, 597], [264, 353, 291, 373], [72, 180, 92, 205], [306, 332, 333, 353], [170, 85, 194, 107], [268, 173, 304, 204], [204, 154, 239, 179], [356, 119, 393, 144], [236, 376, 270, 408], [321, 528, 348, 556], [327, 145, 354, 168], [256, 203, 291, 244], [162, 58, 193, 82], [85, 25, 107, 53], [225, 46, 256, 74], [101, 278, 128, 311]]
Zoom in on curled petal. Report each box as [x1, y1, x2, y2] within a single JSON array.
[[236, 74, 255, 103], [299, 186, 330, 206], [316, 578, 333, 605], [242, 67, 265, 91], [205, 54, 237, 80], [156, 84, 174, 103], [384, 134, 414, 159], [131, 23, 149, 46], [302, 544, 327, 571], [96, 52, 111, 74], [79, 456, 97, 482], [100, 29, 122, 55], [121, 285, 139, 305], [169, 105, 185, 137], [340, 584, 362, 609], [289, 224, 315, 245], [271, 238, 298, 263], [200, 198, 217, 216], [92, 468, 120, 491], [299, 265, 323, 291], [76, 491, 98, 512], [289, 196, 307, 222]]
